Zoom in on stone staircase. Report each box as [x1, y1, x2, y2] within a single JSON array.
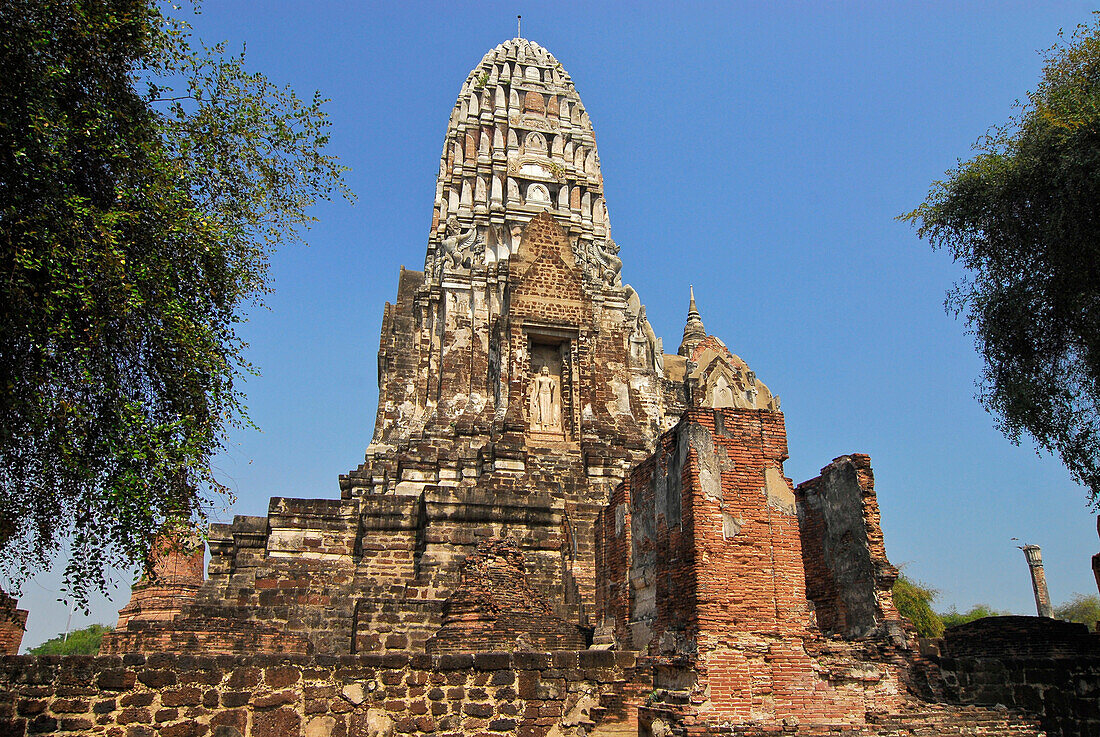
[[587, 682, 648, 736], [863, 705, 1045, 736], [634, 689, 1046, 737]]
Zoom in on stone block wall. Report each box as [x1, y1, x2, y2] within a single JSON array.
[[0, 650, 647, 737], [100, 618, 313, 657], [105, 480, 602, 658], [938, 616, 1100, 737]]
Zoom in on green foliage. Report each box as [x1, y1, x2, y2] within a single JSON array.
[[27, 623, 112, 655], [892, 574, 945, 638], [1054, 593, 1100, 629], [0, 0, 350, 608], [940, 604, 1008, 630], [904, 19, 1100, 506]]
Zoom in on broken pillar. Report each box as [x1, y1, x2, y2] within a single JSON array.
[[1021, 544, 1053, 618]]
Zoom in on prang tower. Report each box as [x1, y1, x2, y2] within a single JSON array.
[[329, 38, 778, 649], [105, 37, 830, 665]]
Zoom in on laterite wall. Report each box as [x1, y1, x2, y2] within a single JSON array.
[[0, 650, 647, 736]]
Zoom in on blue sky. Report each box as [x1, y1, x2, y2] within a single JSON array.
[[19, 1, 1100, 649]]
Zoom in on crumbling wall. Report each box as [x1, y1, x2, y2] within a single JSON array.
[[0, 594, 27, 655], [795, 454, 900, 639], [427, 538, 585, 653], [599, 410, 916, 732], [362, 265, 426, 451], [595, 421, 697, 655], [939, 616, 1100, 737], [0, 650, 647, 737], [675, 408, 869, 729]]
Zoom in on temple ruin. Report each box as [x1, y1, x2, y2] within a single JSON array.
[[4, 37, 1095, 737]]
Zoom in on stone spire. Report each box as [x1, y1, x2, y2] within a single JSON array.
[[679, 285, 707, 357], [424, 38, 618, 286]]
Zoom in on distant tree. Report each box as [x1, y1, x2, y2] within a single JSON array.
[[0, 1, 349, 609], [892, 574, 945, 638], [1054, 593, 1100, 629], [904, 20, 1100, 506], [27, 623, 112, 655], [940, 604, 1008, 630]]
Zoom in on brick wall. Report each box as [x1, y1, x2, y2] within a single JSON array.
[[683, 408, 860, 727], [426, 538, 586, 653], [597, 410, 929, 733], [0, 650, 646, 737], [0, 595, 27, 656], [795, 455, 901, 639]]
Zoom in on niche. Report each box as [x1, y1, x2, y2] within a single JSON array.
[[527, 340, 574, 440]]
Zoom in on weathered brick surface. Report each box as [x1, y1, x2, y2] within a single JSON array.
[[592, 409, 1037, 734], [796, 455, 902, 640], [0, 594, 27, 655], [427, 538, 585, 653]]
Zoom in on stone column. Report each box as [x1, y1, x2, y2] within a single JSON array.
[[1021, 544, 1053, 618]]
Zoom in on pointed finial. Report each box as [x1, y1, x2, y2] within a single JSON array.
[[517, 15, 522, 38], [679, 285, 707, 358]]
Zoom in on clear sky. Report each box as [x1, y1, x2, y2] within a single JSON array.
[[19, 1, 1100, 649]]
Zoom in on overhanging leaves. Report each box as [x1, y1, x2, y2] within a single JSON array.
[[904, 18, 1100, 506], [0, 0, 351, 609]]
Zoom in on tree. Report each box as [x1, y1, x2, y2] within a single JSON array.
[[940, 604, 1008, 630], [892, 574, 945, 638], [1054, 593, 1100, 629], [904, 20, 1100, 506], [0, 1, 349, 608], [27, 623, 112, 655]]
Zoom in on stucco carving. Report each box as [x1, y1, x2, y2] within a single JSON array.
[[423, 39, 611, 287], [588, 238, 622, 286], [526, 182, 551, 205], [631, 306, 663, 375], [438, 216, 482, 270], [528, 366, 561, 432]]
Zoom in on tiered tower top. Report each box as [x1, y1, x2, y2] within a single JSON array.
[[424, 38, 620, 288]]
